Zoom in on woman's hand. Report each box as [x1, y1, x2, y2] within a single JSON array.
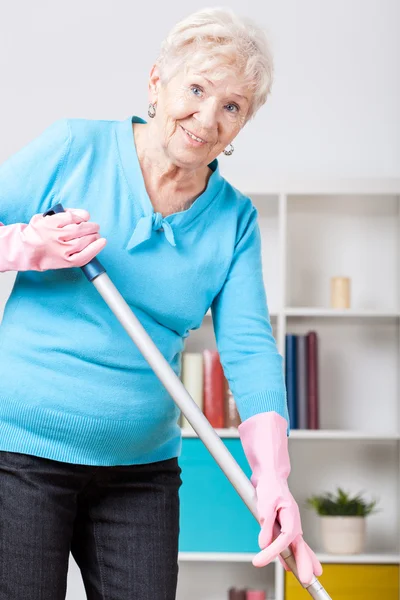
[[238, 411, 323, 585], [252, 470, 322, 583], [0, 208, 107, 272]]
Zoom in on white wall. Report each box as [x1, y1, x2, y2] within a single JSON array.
[[0, 0, 399, 192]]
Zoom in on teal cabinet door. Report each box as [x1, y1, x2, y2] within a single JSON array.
[[178, 437, 260, 553]]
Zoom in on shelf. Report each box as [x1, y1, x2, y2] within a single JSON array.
[[178, 551, 400, 564], [285, 308, 400, 318], [205, 309, 279, 318], [178, 552, 256, 563], [316, 553, 400, 564], [241, 178, 400, 196], [288, 430, 400, 440], [206, 308, 400, 318], [181, 428, 400, 440]]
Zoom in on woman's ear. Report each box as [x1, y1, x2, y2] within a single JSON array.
[[148, 64, 161, 104]]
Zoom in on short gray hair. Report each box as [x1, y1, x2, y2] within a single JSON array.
[[156, 7, 274, 120]]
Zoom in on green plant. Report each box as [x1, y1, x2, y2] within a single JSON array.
[[306, 487, 378, 517]]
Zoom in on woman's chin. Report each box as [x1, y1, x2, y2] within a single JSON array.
[[169, 146, 209, 168]]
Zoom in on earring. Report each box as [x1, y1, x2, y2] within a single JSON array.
[[223, 143, 234, 156], [148, 103, 156, 118]]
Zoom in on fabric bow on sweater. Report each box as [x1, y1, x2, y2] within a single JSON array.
[[127, 212, 176, 250]]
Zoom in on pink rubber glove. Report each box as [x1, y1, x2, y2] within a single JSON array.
[[238, 411, 323, 585], [0, 208, 106, 272]]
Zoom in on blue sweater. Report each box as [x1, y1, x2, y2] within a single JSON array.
[[0, 115, 288, 466]]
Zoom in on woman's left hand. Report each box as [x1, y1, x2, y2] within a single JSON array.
[[252, 474, 322, 584], [238, 411, 323, 585]]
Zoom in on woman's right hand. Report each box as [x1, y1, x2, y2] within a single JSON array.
[[24, 208, 107, 271], [0, 208, 107, 272]]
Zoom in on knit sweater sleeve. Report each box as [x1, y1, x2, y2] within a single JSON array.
[[0, 119, 71, 225], [211, 204, 290, 429]]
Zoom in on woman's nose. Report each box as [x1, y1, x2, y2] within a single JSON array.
[[196, 98, 219, 129]]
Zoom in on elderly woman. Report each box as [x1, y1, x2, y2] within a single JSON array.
[[0, 7, 322, 600]]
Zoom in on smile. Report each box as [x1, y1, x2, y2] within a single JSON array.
[[180, 126, 206, 143]]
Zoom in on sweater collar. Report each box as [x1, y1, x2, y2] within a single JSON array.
[[115, 116, 224, 249]]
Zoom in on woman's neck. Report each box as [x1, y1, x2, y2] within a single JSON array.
[[132, 122, 212, 216]]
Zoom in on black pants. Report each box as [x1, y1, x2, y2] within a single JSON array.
[[0, 450, 182, 600]]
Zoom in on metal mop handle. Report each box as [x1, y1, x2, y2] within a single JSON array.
[[43, 204, 332, 600]]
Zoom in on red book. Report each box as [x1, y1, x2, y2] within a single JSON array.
[[225, 384, 241, 428], [203, 350, 225, 428], [307, 331, 319, 429]]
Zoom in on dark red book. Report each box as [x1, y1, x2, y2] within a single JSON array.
[[203, 349, 225, 428], [228, 588, 246, 600], [224, 382, 241, 428], [307, 331, 319, 429]]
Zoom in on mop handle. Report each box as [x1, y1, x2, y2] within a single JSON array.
[[43, 204, 332, 600]]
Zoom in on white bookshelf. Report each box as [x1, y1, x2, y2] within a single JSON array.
[[178, 180, 400, 600]]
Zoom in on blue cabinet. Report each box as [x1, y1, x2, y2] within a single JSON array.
[[178, 437, 260, 553]]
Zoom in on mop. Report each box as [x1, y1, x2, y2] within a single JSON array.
[[44, 203, 332, 600]]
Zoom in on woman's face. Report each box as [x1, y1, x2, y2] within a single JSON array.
[[149, 64, 252, 169]]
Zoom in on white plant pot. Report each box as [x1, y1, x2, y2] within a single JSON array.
[[320, 516, 366, 554]]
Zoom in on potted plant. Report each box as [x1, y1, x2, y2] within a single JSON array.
[[306, 487, 378, 554]]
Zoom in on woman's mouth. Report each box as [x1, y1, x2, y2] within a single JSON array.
[[180, 125, 207, 145]]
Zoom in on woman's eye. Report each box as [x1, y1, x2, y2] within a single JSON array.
[[225, 103, 239, 113], [191, 86, 203, 96]]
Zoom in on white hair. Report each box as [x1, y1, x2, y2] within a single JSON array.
[[156, 7, 274, 120]]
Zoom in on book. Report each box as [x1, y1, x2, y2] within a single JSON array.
[[307, 331, 319, 429], [296, 335, 308, 429], [203, 349, 225, 428], [180, 352, 204, 430], [285, 334, 298, 428], [225, 385, 241, 428], [228, 589, 247, 600]]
